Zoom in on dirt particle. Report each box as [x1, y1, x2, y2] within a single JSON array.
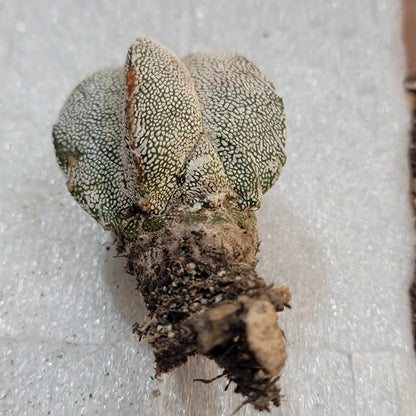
[[151, 389, 161, 398]]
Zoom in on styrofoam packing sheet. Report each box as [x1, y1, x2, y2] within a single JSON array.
[[1, 1, 415, 414]]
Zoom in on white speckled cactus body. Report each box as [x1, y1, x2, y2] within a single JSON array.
[[53, 36, 289, 411], [53, 36, 286, 228]]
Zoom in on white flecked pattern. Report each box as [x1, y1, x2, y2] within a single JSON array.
[[0, 1, 415, 415]]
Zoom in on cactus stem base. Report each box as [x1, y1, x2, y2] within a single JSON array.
[[115, 199, 290, 411]]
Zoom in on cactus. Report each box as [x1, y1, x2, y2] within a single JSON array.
[[53, 36, 290, 412]]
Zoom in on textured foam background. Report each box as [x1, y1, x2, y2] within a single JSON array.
[[1, 1, 415, 415]]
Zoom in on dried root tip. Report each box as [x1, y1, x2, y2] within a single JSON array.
[[188, 293, 289, 411]]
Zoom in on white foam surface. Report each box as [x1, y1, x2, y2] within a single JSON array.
[[1, 1, 415, 415]]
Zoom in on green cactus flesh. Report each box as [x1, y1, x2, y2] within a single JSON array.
[[53, 36, 286, 228], [182, 51, 286, 209], [53, 68, 132, 228]]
